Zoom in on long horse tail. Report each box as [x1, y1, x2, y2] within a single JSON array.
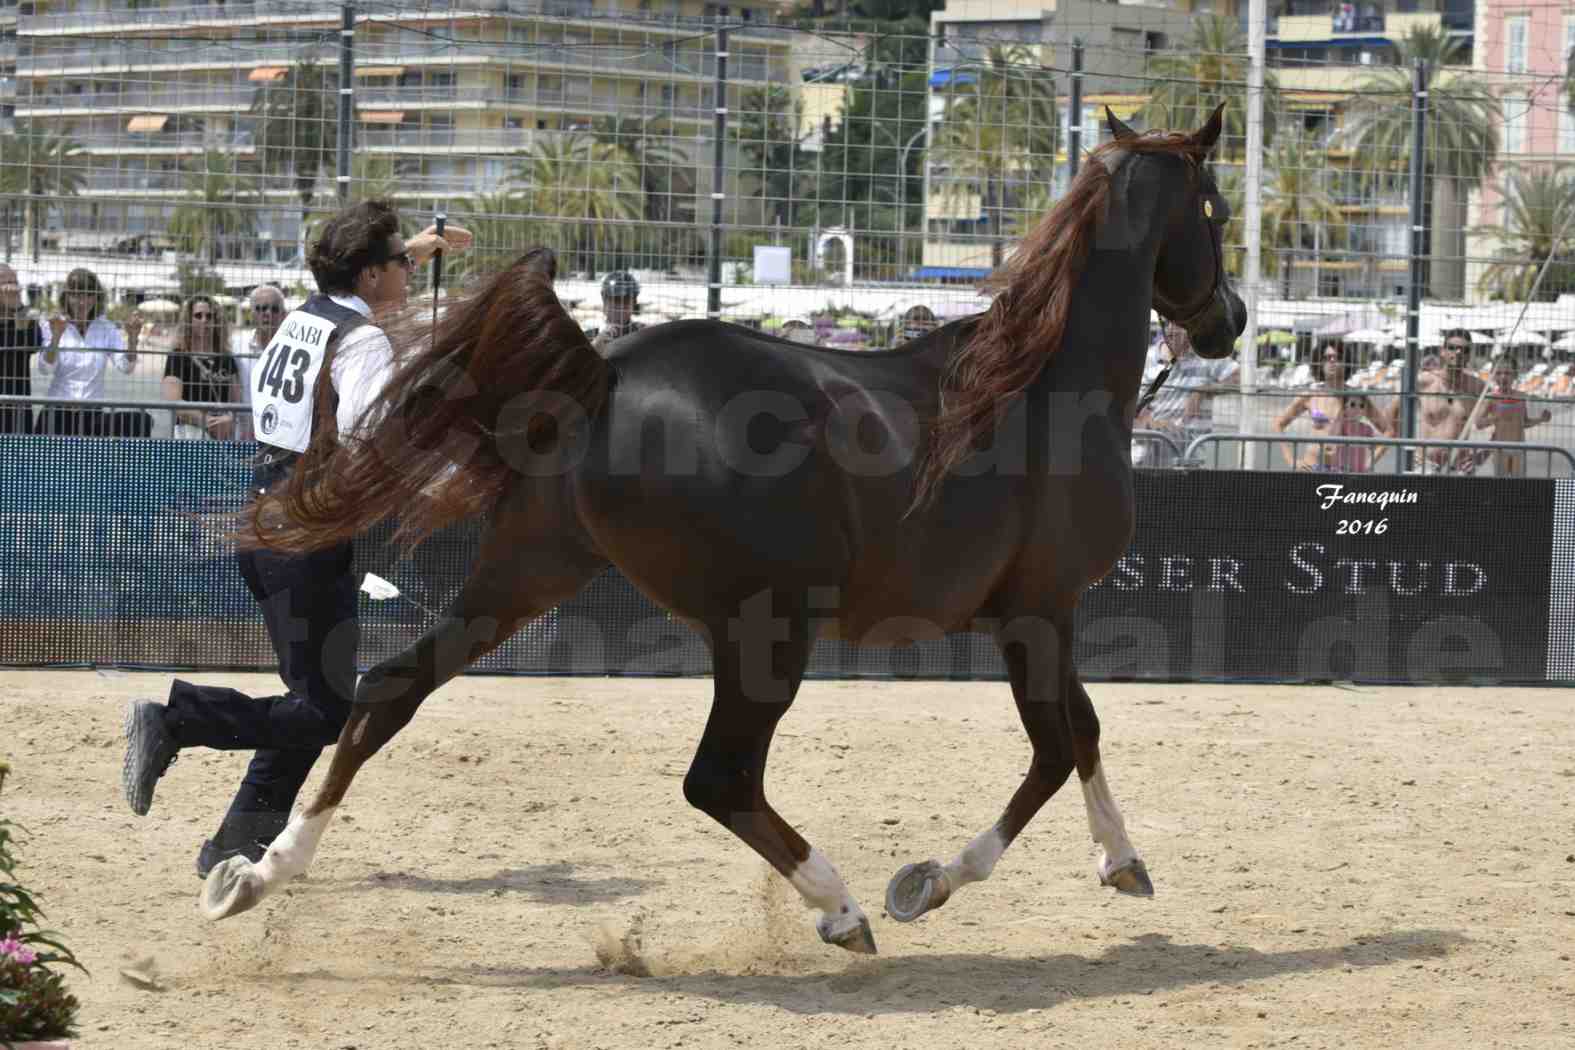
[[240, 260, 610, 554]]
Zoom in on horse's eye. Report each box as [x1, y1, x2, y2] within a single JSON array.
[[1203, 199, 1214, 220]]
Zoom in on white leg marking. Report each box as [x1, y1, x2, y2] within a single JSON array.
[[941, 825, 1007, 891], [787, 848, 868, 940], [253, 807, 337, 890], [1081, 762, 1139, 877]]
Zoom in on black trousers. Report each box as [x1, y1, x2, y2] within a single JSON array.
[[165, 539, 359, 848]]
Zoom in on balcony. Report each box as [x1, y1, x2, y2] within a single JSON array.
[[15, 84, 255, 115], [17, 38, 781, 82], [71, 130, 256, 154], [1271, 6, 1448, 43], [355, 126, 537, 153]]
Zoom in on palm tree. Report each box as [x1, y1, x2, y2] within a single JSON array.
[[932, 45, 1057, 268], [1473, 167, 1575, 301], [445, 189, 550, 284], [1340, 26, 1500, 300], [1, 120, 87, 262], [169, 149, 259, 265], [510, 133, 642, 273], [1259, 136, 1347, 297], [1139, 15, 1282, 160], [251, 57, 338, 265], [591, 114, 696, 270]]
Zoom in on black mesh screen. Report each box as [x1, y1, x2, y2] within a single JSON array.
[[0, 436, 1560, 685]]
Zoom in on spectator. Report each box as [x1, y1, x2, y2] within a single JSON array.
[[897, 304, 938, 344], [586, 271, 644, 351], [232, 286, 287, 441], [1273, 340, 1390, 472], [780, 317, 817, 345], [38, 267, 141, 436], [1134, 322, 1239, 467], [1393, 328, 1484, 473], [0, 264, 43, 434], [162, 294, 238, 440], [1475, 354, 1552, 477]]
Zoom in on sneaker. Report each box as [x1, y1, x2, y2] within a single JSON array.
[[196, 837, 267, 879], [121, 701, 179, 816]]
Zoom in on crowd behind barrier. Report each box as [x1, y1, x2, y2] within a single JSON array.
[[4, 267, 1575, 475]]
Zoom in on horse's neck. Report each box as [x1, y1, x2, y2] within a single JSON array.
[[1035, 248, 1155, 425]]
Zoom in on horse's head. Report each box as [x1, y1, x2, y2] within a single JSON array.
[[1102, 103, 1245, 360]]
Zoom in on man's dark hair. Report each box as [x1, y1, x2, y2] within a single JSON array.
[[1441, 328, 1472, 349], [308, 199, 401, 294], [62, 268, 106, 321]]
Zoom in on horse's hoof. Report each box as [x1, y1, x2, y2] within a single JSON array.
[[820, 914, 878, 955], [885, 859, 953, 923], [200, 856, 266, 920], [1099, 858, 1154, 897]]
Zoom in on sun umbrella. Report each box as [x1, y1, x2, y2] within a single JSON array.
[[136, 298, 181, 316]]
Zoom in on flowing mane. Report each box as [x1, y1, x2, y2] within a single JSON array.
[[910, 132, 1204, 513]]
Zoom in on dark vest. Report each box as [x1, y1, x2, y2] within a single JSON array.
[[252, 294, 368, 493]]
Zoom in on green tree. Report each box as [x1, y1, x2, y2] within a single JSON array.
[[1473, 167, 1575, 301], [1138, 15, 1282, 160], [0, 120, 87, 262], [511, 133, 642, 274], [251, 57, 338, 264], [931, 44, 1057, 269], [169, 150, 258, 265], [590, 114, 697, 270], [1340, 26, 1500, 299], [1258, 136, 1347, 297]]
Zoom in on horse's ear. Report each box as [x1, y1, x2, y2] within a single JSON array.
[[1106, 106, 1138, 142], [1194, 102, 1226, 155]]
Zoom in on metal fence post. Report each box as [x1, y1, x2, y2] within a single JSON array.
[[338, 3, 355, 203], [1068, 39, 1082, 181], [1400, 58, 1428, 471], [1242, 0, 1267, 470], [707, 26, 729, 321]]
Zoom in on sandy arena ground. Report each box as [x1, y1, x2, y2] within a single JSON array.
[[1, 670, 1572, 1049]]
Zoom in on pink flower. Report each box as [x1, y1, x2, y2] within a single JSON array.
[[0, 936, 37, 965]]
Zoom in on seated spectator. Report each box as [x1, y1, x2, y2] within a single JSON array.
[[162, 294, 238, 440], [1273, 340, 1390, 472], [231, 285, 287, 442], [780, 317, 817, 345], [897, 304, 938, 345], [38, 267, 141, 436], [0, 264, 43, 434], [1133, 322, 1239, 467]]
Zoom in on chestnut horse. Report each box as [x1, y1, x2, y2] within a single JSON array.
[[201, 107, 1244, 954]]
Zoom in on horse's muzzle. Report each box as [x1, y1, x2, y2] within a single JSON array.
[[1188, 285, 1246, 360]]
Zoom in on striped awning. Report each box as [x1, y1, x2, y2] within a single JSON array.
[[126, 114, 169, 132], [359, 111, 405, 124], [356, 66, 406, 78], [248, 67, 287, 83]]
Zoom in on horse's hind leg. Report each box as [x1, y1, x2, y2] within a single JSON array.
[[200, 525, 607, 920], [886, 613, 1078, 923], [683, 605, 876, 955], [1070, 675, 1152, 896]]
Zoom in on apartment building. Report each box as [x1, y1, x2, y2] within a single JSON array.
[[9, 0, 796, 265], [920, 0, 1215, 281], [1464, 1, 1575, 299]]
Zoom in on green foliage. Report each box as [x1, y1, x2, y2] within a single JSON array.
[[1138, 15, 1282, 157], [1472, 167, 1575, 301], [177, 259, 226, 298], [1, 762, 85, 1046]]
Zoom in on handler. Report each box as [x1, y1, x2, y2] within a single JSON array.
[[121, 200, 470, 876]]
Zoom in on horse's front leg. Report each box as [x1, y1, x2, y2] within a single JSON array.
[[886, 613, 1079, 923]]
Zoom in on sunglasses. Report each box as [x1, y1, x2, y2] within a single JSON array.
[[1444, 343, 1469, 352], [387, 251, 415, 270], [253, 303, 284, 313]]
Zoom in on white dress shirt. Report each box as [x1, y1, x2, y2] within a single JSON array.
[[38, 317, 134, 401], [326, 294, 396, 439]]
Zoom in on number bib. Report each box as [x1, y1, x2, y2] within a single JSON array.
[[251, 310, 337, 452]]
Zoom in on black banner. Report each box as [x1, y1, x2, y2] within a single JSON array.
[[0, 437, 1558, 685]]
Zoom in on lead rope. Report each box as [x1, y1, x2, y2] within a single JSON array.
[[1136, 363, 1173, 417]]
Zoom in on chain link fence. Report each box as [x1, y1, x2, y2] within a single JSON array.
[[2, 0, 1572, 470]]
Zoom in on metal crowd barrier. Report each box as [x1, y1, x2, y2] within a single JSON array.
[[1184, 432, 1575, 477]]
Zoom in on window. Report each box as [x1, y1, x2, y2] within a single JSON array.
[[1505, 14, 1528, 74], [1503, 94, 1528, 154]]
